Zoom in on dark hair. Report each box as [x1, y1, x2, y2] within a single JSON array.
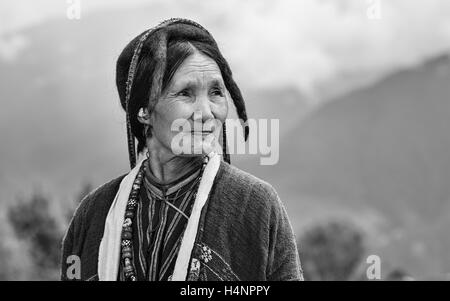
[[116, 22, 248, 154]]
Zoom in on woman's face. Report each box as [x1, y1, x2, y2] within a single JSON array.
[[148, 51, 228, 157]]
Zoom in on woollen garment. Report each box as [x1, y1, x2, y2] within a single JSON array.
[[61, 161, 303, 281]]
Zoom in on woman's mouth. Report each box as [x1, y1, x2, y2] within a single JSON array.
[[190, 130, 213, 135]]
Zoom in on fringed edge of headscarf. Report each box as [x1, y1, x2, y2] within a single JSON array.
[[125, 26, 155, 169], [222, 122, 230, 164]]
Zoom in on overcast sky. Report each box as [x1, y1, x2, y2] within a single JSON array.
[[1, 0, 450, 98]]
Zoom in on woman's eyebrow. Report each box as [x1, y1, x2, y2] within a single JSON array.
[[209, 78, 225, 88], [171, 77, 224, 91], [171, 80, 196, 91]]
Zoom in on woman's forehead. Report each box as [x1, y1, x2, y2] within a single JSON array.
[[170, 52, 224, 87]]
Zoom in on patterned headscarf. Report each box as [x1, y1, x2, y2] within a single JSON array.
[[116, 18, 249, 169]]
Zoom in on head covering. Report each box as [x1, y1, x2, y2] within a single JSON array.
[[116, 18, 249, 169]]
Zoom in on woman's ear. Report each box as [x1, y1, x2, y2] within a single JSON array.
[[137, 107, 152, 125]]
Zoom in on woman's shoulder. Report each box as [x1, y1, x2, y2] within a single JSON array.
[[219, 161, 276, 190], [216, 161, 282, 210], [70, 174, 126, 223]]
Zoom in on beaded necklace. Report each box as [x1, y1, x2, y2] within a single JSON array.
[[120, 156, 209, 281]]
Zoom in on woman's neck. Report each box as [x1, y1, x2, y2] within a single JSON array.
[[145, 139, 203, 184]]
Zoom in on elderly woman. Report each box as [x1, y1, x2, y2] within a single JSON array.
[[61, 18, 302, 281]]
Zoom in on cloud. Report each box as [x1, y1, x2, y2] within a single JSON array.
[[188, 0, 450, 97], [0, 34, 28, 62], [1, 0, 450, 98]]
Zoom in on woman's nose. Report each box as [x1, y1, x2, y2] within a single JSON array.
[[195, 95, 214, 121]]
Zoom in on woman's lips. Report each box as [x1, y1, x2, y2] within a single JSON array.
[[190, 131, 213, 135]]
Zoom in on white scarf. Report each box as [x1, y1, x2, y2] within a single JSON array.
[[98, 152, 220, 281]]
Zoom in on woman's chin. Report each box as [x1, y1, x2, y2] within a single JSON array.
[[170, 134, 219, 156], [170, 142, 218, 157]]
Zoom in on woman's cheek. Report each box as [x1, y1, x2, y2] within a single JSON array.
[[164, 103, 192, 131], [212, 99, 228, 122]]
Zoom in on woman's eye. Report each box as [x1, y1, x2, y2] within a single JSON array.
[[211, 88, 224, 97], [177, 89, 190, 97]]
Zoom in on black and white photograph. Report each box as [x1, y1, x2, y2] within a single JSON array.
[[0, 0, 449, 286]]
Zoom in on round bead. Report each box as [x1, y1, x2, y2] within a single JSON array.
[[123, 218, 132, 227], [130, 275, 137, 281], [122, 231, 132, 239], [124, 265, 133, 273], [122, 251, 132, 259], [125, 211, 134, 218], [122, 246, 132, 253]]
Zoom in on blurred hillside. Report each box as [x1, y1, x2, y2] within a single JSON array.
[[260, 54, 450, 279]]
